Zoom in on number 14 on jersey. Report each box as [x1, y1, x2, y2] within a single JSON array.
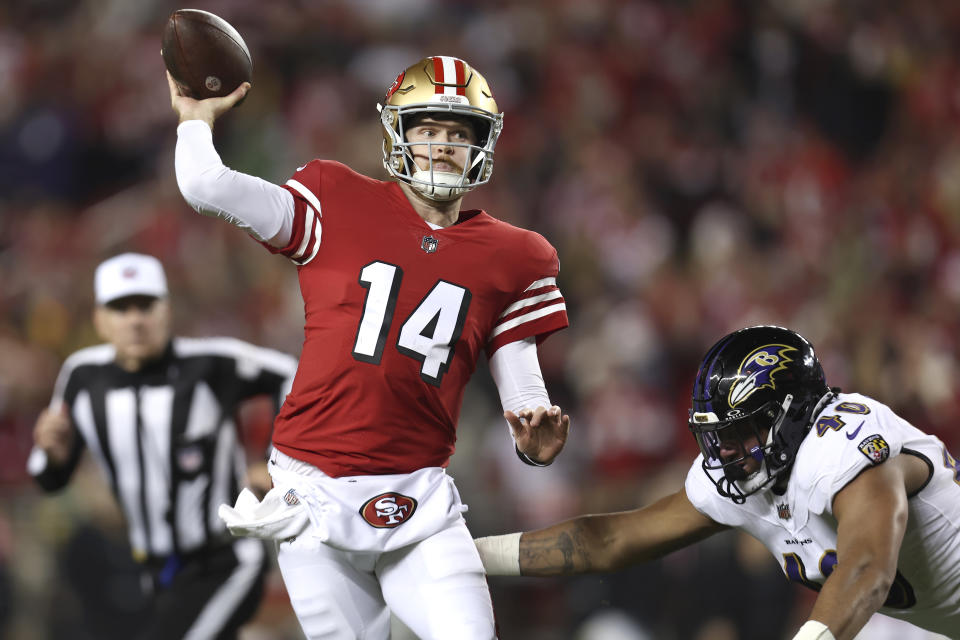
[[352, 261, 472, 387]]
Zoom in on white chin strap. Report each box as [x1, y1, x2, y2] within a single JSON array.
[[410, 169, 471, 201], [734, 420, 779, 495], [735, 459, 771, 495]]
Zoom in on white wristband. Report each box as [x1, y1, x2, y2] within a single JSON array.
[[474, 533, 521, 576], [792, 621, 835, 640]]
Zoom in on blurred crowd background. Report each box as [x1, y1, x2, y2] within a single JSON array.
[[2, 0, 960, 638]]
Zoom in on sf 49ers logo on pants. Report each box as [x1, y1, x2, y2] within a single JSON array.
[[360, 492, 418, 528]]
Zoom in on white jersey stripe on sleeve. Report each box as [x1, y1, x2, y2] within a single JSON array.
[[293, 217, 322, 266], [284, 179, 323, 265], [489, 302, 567, 339], [291, 205, 315, 259], [285, 179, 323, 219], [497, 289, 563, 320], [524, 277, 556, 292]]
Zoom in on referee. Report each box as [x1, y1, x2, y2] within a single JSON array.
[[28, 253, 298, 640]]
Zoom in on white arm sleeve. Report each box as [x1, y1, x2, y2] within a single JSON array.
[[489, 337, 550, 414], [175, 120, 295, 246]]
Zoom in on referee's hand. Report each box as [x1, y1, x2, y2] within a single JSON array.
[[244, 461, 272, 500], [33, 406, 74, 466]]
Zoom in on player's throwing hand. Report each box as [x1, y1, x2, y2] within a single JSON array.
[[167, 71, 250, 129]]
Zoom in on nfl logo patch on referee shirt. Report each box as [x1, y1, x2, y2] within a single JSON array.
[[176, 444, 204, 473], [858, 434, 890, 464]]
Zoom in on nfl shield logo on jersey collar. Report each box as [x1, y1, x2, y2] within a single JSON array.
[[421, 235, 439, 253], [777, 502, 792, 520]]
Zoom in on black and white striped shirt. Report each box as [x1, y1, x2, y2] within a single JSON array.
[[28, 337, 297, 562]]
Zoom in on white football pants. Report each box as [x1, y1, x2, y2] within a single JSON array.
[[277, 520, 496, 640]]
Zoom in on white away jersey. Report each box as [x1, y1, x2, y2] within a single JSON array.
[[685, 393, 960, 637]]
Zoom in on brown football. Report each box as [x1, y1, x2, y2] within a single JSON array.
[[161, 9, 252, 100]]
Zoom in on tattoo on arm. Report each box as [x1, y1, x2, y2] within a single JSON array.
[[520, 526, 594, 575], [558, 531, 576, 572]]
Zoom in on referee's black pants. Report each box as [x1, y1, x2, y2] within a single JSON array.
[[138, 538, 268, 640]]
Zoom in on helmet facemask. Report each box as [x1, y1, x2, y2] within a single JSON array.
[[380, 104, 500, 201], [378, 56, 503, 202], [690, 395, 793, 504]]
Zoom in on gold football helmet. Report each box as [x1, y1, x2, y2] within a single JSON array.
[[378, 56, 504, 201]]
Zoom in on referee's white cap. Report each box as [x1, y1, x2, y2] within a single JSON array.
[[94, 253, 168, 304]]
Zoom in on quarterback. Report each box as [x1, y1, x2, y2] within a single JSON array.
[[476, 326, 960, 640], [168, 56, 570, 639]]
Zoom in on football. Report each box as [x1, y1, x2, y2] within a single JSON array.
[[161, 9, 252, 100]]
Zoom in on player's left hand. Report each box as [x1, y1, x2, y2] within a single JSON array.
[[506, 405, 570, 465]]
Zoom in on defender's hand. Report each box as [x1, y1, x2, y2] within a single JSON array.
[[33, 406, 74, 467], [507, 405, 570, 466], [167, 71, 250, 129]]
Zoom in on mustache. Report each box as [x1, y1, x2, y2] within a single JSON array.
[[411, 153, 465, 174]]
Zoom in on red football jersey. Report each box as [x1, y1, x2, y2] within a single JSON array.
[[264, 160, 568, 476]]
